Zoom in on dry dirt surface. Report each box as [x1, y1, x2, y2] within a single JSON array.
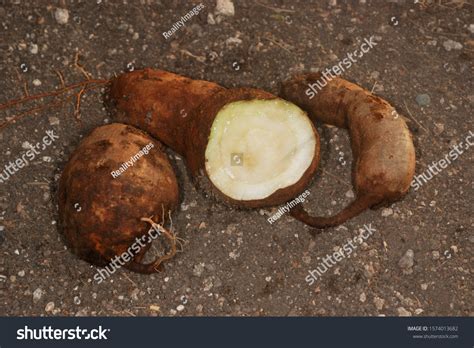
[[0, 0, 472, 317]]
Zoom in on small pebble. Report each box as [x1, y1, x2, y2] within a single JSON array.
[[374, 297, 384, 310], [32, 79, 41, 86], [432, 250, 440, 260], [48, 116, 60, 126], [397, 307, 412, 317], [370, 71, 380, 79], [398, 249, 414, 269], [45, 302, 55, 312], [33, 288, 43, 302], [193, 263, 205, 277], [149, 304, 160, 312], [207, 13, 216, 25], [359, 292, 366, 303], [29, 43, 38, 54], [118, 23, 128, 31], [345, 190, 355, 198], [364, 263, 376, 278], [75, 308, 88, 316], [416, 94, 431, 107], [442, 39, 462, 51], [302, 254, 311, 265], [215, 0, 235, 17], [434, 122, 445, 135], [22, 141, 32, 149], [55, 8, 69, 25], [381, 208, 393, 217], [176, 304, 185, 312]]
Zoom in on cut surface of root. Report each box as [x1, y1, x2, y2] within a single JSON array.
[[205, 99, 316, 201]]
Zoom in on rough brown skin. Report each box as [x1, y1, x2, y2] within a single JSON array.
[[107, 68, 224, 156], [58, 123, 179, 273], [281, 73, 416, 228], [108, 69, 320, 209]]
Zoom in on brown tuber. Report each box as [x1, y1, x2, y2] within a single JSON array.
[[281, 73, 416, 228], [108, 69, 321, 208], [58, 123, 180, 273]]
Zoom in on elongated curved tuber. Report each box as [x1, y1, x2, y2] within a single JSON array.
[[281, 73, 416, 228]]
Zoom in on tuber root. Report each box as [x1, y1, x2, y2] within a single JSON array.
[[281, 72, 416, 228], [58, 123, 180, 273], [108, 69, 321, 208]]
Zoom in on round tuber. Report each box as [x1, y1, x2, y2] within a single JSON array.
[[58, 123, 179, 273]]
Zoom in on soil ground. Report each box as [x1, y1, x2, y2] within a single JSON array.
[[0, 0, 472, 317]]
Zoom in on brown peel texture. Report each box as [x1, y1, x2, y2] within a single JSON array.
[[107, 68, 224, 156]]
